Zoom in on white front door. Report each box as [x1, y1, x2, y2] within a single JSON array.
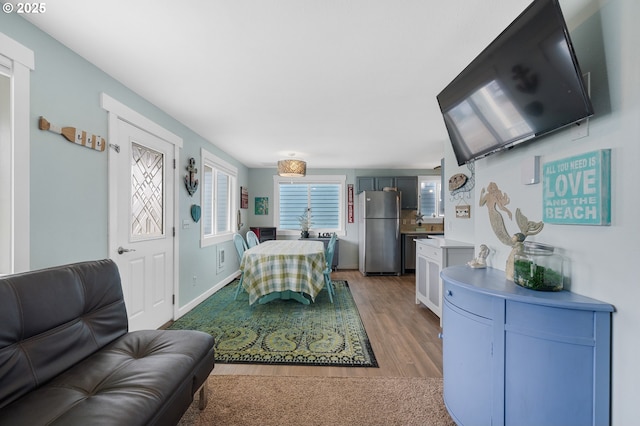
[[111, 119, 175, 331]]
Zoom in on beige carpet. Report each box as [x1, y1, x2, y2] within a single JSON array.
[[179, 375, 455, 426]]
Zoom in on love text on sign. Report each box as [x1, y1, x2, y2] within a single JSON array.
[[542, 149, 611, 225]]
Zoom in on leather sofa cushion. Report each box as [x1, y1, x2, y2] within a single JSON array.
[[0, 260, 128, 409], [0, 329, 215, 426]]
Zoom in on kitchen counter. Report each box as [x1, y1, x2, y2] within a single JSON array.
[[415, 236, 473, 249], [401, 229, 444, 235]]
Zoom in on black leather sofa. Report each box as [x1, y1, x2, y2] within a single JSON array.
[[0, 259, 215, 425]]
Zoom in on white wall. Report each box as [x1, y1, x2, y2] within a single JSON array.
[[444, 0, 640, 423]]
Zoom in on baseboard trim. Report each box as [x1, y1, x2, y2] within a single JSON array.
[[174, 270, 240, 319]]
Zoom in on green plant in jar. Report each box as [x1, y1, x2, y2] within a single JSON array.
[[513, 242, 564, 291]]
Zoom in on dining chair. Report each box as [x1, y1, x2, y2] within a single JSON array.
[[233, 233, 248, 299], [323, 233, 337, 303], [246, 230, 260, 248]]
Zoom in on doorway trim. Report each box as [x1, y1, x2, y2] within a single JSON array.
[[101, 93, 183, 319], [0, 33, 34, 274]]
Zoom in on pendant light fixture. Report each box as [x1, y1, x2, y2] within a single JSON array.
[[277, 156, 307, 177]]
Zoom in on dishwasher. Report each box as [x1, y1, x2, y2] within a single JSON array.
[[402, 234, 431, 273]]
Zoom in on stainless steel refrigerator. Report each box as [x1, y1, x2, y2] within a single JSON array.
[[358, 190, 401, 275]]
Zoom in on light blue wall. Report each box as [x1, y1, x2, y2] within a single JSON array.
[[444, 1, 639, 423], [1, 12, 248, 309]]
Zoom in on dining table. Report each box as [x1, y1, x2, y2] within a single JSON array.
[[239, 239, 326, 305]]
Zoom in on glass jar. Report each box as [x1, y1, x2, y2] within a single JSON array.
[[513, 242, 564, 291]]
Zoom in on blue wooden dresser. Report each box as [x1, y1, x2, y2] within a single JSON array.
[[440, 265, 614, 426]]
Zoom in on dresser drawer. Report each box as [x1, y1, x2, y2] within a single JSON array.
[[416, 242, 440, 261], [443, 280, 494, 319], [506, 301, 596, 340]]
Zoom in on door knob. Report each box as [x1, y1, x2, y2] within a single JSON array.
[[117, 246, 136, 255]]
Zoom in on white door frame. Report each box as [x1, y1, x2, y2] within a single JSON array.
[[101, 93, 182, 320], [0, 33, 34, 274]]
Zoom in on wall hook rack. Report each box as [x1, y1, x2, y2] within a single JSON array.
[[38, 116, 106, 152]]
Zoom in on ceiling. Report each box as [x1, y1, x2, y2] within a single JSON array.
[[13, 0, 589, 170]]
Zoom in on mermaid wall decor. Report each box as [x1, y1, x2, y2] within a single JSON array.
[[478, 182, 544, 280]]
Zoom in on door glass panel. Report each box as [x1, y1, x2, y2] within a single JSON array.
[[131, 142, 164, 238]]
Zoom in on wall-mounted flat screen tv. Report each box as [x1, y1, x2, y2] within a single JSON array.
[[437, 0, 594, 166]]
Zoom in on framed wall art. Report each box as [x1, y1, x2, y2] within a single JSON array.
[[240, 186, 248, 209], [255, 197, 269, 215], [542, 149, 611, 225]]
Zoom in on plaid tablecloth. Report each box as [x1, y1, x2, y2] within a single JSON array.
[[239, 240, 326, 305]]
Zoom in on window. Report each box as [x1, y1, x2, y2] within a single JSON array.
[[200, 148, 237, 246], [274, 175, 346, 236], [418, 176, 444, 218]]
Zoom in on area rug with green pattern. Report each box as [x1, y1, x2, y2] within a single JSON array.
[[168, 280, 378, 367]]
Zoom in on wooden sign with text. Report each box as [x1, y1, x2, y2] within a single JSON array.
[[543, 149, 611, 225], [347, 184, 354, 223]]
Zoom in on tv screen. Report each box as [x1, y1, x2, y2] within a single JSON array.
[[437, 0, 594, 166]]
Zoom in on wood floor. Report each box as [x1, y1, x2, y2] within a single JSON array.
[[211, 270, 444, 378]]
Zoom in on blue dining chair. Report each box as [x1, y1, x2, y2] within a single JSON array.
[[246, 230, 260, 248], [323, 233, 337, 303], [233, 233, 248, 299]]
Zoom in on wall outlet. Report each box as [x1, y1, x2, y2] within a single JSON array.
[[192, 275, 197, 286]]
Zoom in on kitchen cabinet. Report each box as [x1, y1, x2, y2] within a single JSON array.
[[356, 177, 376, 192], [356, 176, 418, 209], [396, 176, 418, 209], [415, 238, 473, 320], [356, 176, 395, 193], [441, 266, 614, 426], [374, 176, 395, 190], [401, 233, 430, 273]]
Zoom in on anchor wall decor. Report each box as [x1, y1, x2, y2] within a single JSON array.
[[184, 157, 199, 196]]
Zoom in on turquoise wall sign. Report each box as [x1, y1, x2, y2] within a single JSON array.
[[543, 149, 611, 225]]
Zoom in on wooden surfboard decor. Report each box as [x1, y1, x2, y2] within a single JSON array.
[[39, 116, 106, 152]]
